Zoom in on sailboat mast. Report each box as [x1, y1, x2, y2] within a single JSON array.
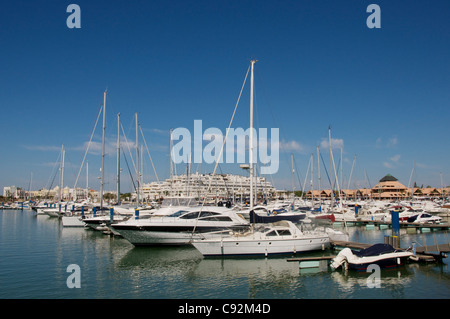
[[86, 161, 89, 200], [61, 146, 65, 201], [317, 145, 321, 203], [328, 126, 333, 201], [249, 59, 256, 210], [135, 112, 140, 207], [59, 144, 65, 202], [310, 153, 314, 200], [117, 113, 121, 205], [291, 153, 295, 209], [100, 90, 107, 210]]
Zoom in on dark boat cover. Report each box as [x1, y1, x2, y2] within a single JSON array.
[[249, 210, 304, 224], [353, 243, 396, 257]]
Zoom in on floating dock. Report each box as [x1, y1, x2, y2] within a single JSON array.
[[349, 219, 450, 231]]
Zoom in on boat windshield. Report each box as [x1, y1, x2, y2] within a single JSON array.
[[168, 210, 188, 217], [161, 197, 198, 207], [179, 211, 221, 219]]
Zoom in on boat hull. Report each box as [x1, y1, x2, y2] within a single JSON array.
[[347, 254, 412, 271], [331, 245, 413, 271], [192, 236, 330, 257], [110, 224, 248, 246], [61, 216, 85, 227], [83, 216, 128, 230]]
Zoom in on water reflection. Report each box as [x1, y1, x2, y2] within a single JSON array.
[[330, 266, 413, 297], [2, 210, 448, 298], [106, 224, 450, 298]]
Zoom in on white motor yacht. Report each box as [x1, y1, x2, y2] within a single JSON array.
[[191, 220, 330, 257], [109, 206, 250, 246]]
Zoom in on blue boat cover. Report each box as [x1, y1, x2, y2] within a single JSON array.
[[353, 243, 396, 257], [249, 210, 304, 224]]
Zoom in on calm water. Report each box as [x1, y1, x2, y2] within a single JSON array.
[[1, 209, 449, 299]]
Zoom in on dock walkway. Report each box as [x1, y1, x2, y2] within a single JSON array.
[[352, 219, 450, 230]]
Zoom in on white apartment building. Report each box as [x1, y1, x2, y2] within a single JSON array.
[[140, 173, 277, 201], [3, 186, 25, 199]]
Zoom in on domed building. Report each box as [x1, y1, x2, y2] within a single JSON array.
[[371, 174, 408, 199]]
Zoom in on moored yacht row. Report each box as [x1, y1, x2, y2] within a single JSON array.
[[29, 197, 351, 257]]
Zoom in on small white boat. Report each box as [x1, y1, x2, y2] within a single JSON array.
[[42, 207, 63, 217], [191, 220, 330, 257], [407, 213, 442, 224], [330, 244, 413, 271], [83, 214, 129, 230], [62, 215, 86, 227]]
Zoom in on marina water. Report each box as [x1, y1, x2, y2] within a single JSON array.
[[0, 209, 449, 299]]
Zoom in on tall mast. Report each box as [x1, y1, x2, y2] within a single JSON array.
[[249, 59, 256, 210], [310, 153, 314, 200], [340, 147, 343, 200], [169, 128, 173, 180], [317, 145, 321, 203], [59, 144, 65, 202], [28, 172, 32, 201], [291, 153, 295, 209], [86, 160, 89, 200], [100, 90, 106, 210], [117, 113, 121, 205], [328, 126, 333, 201], [135, 112, 140, 207]]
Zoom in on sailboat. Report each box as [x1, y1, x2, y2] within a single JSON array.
[[81, 91, 130, 230], [42, 144, 68, 217], [191, 60, 331, 257]]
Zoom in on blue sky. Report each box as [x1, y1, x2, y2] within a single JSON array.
[[1, 0, 450, 194]]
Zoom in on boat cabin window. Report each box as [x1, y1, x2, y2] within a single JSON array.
[[179, 211, 220, 219], [169, 210, 188, 217], [277, 229, 291, 236], [200, 216, 233, 222], [266, 230, 278, 237], [179, 212, 199, 219]]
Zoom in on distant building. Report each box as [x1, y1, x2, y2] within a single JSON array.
[[140, 172, 277, 202], [305, 174, 450, 200], [371, 174, 407, 199], [3, 186, 25, 199]]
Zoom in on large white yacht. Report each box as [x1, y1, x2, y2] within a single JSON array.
[[109, 206, 250, 246]]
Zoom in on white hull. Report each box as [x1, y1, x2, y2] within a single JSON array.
[[112, 229, 224, 246], [333, 213, 357, 222], [43, 209, 61, 217], [331, 246, 413, 270], [110, 206, 250, 246], [192, 220, 331, 257], [84, 215, 128, 230], [62, 216, 85, 227], [192, 235, 330, 256]]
